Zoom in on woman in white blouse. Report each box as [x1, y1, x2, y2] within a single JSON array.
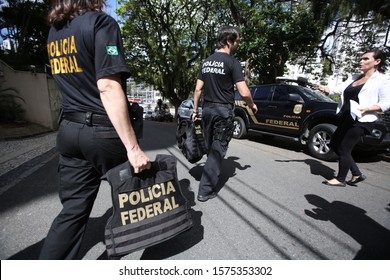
[[318, 49, 390, 187]]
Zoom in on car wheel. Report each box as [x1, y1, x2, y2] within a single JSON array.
[[307, 124, 337, 161], [233, 116, 247, 139]]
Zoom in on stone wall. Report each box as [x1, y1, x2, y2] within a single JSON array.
[[0, 60, 60, 130]]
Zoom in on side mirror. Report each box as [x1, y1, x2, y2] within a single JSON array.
[[288, 93, 304, 103]]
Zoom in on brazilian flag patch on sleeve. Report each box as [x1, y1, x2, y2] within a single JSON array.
[[106, 46, 119, 56]]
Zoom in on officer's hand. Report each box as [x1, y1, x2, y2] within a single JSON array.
[[191, 111, 199, 121], [251, 104, 258, 114], [127, 145, 151, 173]]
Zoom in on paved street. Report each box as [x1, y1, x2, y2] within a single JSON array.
[[0, 121, 389, 260]]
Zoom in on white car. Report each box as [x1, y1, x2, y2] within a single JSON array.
[[177, 99, 202, 124]]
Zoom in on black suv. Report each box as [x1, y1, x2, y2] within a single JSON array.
[[233, 80, 390, 161]]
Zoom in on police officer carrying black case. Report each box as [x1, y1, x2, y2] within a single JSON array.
[[192, 26, 257, 202], [40, 0, 150, 259]]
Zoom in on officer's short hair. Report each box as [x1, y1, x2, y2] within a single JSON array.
[[216, 26, 241, 49]]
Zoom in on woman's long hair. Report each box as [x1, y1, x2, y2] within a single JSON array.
[[48, 0, 106, 28]]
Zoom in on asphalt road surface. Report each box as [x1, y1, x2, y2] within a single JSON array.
[[1, 120, 389, 260]]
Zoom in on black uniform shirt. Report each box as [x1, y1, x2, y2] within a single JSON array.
[[47, 11, 131, 114], [197, 52, 244, 104]]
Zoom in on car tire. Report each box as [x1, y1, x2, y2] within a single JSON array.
[[233, 116, 247, 139], [307, 123, 337, 161]]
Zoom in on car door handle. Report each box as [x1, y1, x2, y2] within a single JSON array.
[[268, 105, 277, 108]]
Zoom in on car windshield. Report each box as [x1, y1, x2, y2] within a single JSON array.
[[299, 87, 336, 102]]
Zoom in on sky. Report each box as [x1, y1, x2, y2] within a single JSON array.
[[105, 0, 119, 20]]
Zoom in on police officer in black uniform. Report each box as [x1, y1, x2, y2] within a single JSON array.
[[40, 0, 150, 259], [192, 26, 257, 202]]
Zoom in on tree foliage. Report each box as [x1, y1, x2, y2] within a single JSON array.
[[227, 0, 324, 83], [117, 0, 231, 108], [227, 0, 389, 83], [0, 0, 383, 102], [310, 0, 390, 24], [307, 0, 390, 75], [0, 0, 50, 71]]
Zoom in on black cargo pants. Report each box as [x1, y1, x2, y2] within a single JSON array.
[[198, 103, 234, 196], [39, 120, 127, 259]]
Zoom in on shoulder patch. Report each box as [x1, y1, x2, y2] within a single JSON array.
[[106, 46, 119, 56]]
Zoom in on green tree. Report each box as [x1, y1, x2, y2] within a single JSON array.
[[117, 0, 389, 100], [229, 0, 390, 83], [0, 0, 50, 71], [309, 0, 390, 24], [117, 0, 231, 110], [225, 1, 324, 84], [308, 0, 390, 74]]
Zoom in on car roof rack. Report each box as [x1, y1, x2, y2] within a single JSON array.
[[276, 76, 311, 87]]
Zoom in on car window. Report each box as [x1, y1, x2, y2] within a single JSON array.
[[272, 85, 289, 101], [253, 86, 273, 101], [291, 86, 336, 102], [182, 100, 193, 108]]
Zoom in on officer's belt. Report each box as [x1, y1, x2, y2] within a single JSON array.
[[62, 112, 113, 126], [203, 101, 233, 109]]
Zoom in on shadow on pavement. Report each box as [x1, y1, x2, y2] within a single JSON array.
[[275, 159, 335, 180], [0, 151, 59, 213], [140, 179, 204, 260], [140, 121, 177, 152], [8, 240, 44, 260], [247, 133, 305, 154], [304, 194, 390, 259], [189, 156, 251, 193], [247, 132, 387, 163], [351, 149, 390, 163], [8, 209, 112, 260]]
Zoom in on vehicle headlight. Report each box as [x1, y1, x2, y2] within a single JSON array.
[[371, 129, 382, 139]]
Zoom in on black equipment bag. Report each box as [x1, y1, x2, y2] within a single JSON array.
[[103, 154, 193, 258], [176, 119, 207, 164]]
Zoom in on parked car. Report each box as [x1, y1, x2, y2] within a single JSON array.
[[145, 111, 153, 120], [153, 110, 164, 121], [357, 110, 390, 151], [164, 112, 174, 122], [233, 79, 390, 161], [149, 110, 173, 122], [177, 99, 202, 123]]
